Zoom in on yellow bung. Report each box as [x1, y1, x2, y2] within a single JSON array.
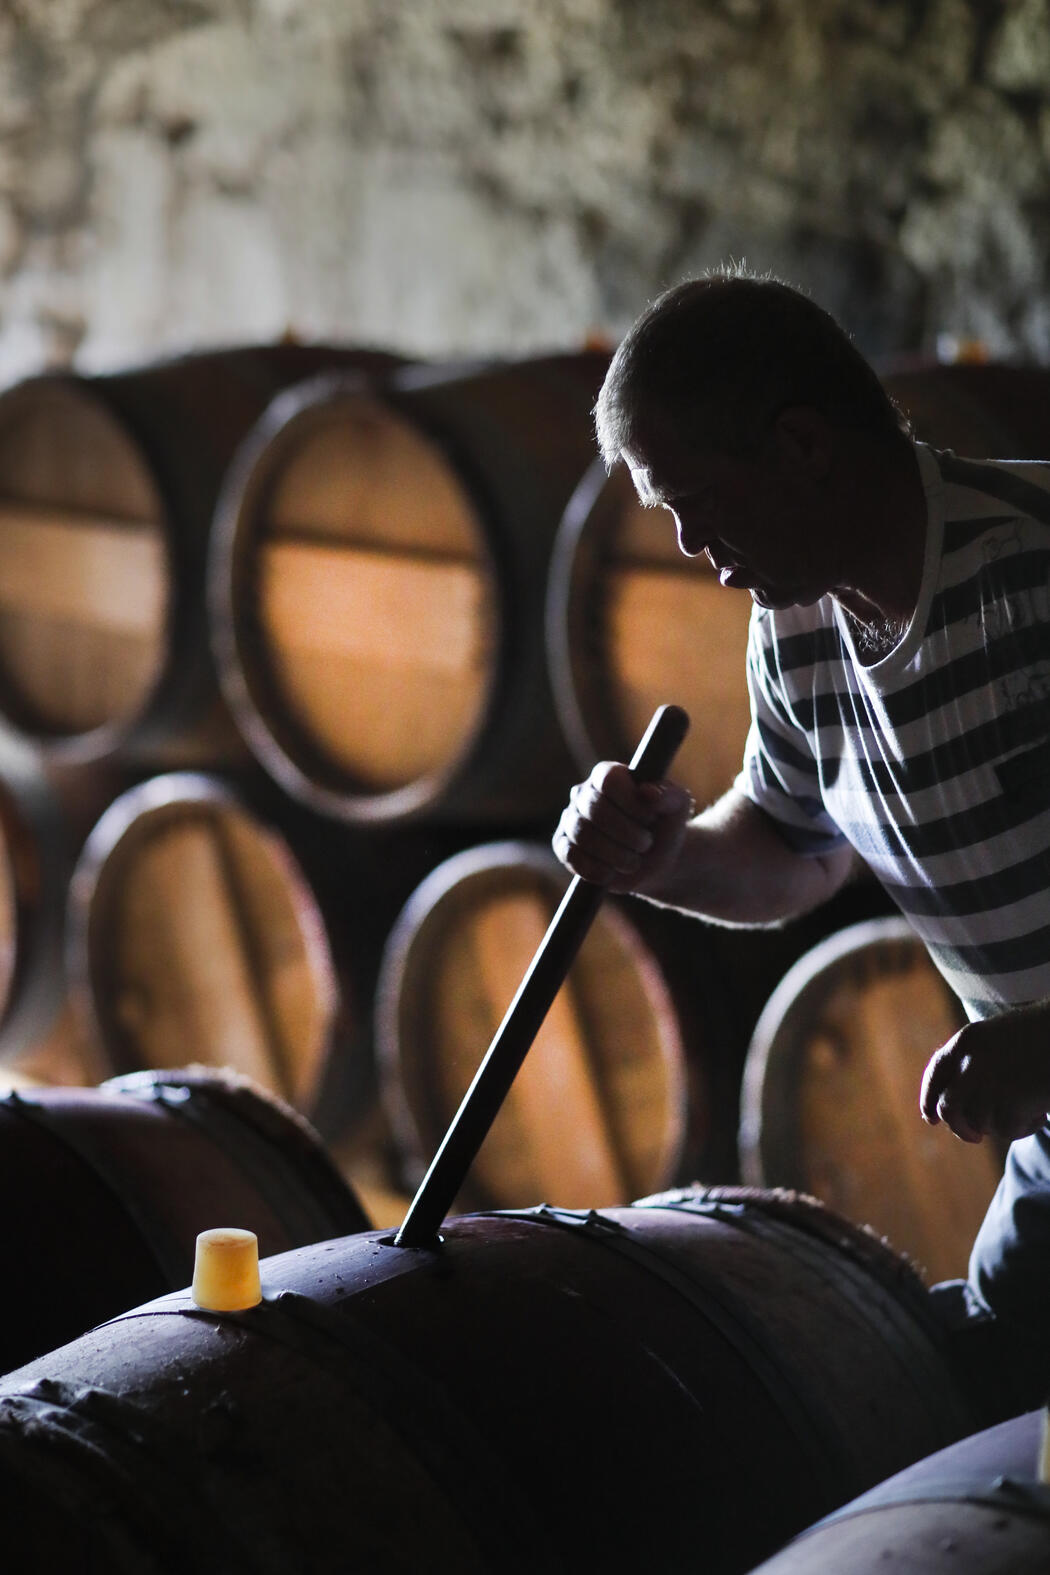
[[191, 1227, 262, 1311]]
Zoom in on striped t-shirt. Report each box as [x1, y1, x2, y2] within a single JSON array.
[[737, 441, 1050, 1020]]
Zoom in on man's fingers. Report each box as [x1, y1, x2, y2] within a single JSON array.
[[588, 761, 656, 818], [552, 791, 650, 887], [919, 1043, 958, 1124], [569, 778, 656, 855], [934, 1085, 985, 1144], [921, 1033, 990, 1142], [551, 823, 641, 888], [552, 760, 693, 894], [920, 1016, 1050, 1146]]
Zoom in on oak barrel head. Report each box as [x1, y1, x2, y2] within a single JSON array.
[[211, 372, 501, 821], [739, 916, 1004, 1285], [210, 354, 607, 825], [0, 375, 169, 752], [65, 772, 344, 1119], [547, 457, 755, 814], [375, 840, 696, 1211]]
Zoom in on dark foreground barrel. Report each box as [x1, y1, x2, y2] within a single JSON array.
[[0, 1065, 368, 1373], [748, 1407, 1050, 1573], [0, 1187, 975, 1573]]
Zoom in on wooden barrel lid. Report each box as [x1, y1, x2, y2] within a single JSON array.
[[212, 354, 609, 825], [66, 774, 340, 1115], [211, 375, 500, 821], [0, 376, 168, 748], [375, 841, 693, 1212], [547, 459, 754, 812], [739, 917, 1004, 1285]]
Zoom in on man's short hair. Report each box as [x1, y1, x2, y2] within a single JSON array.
[[595, 267, 910, 469]]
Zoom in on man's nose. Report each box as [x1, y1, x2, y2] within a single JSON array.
[[674, 511, 711, 559]]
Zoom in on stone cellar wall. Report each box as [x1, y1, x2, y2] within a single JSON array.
[[0, 0, 1049, 380]]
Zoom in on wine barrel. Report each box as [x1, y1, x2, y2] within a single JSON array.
[[739, 917, 1004, 1286], [882, 361, 1050, 458], [0, 1187, 975, 1573], [0, 1064, 368, 1374], [374, 840, 725, 1210], [64, 772, 365, 1127], [547, 456, 755, 813], [549, 364, 1050, 811], [0, 344, 402, 764], [0, 736, 128, 1071], [208, 351, 610, 824], [747, 1407, 1050, 1573]]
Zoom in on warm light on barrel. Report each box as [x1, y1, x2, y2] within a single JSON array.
[[191, 1226, 262, 1311]]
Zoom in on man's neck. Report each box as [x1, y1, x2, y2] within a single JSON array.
[[833, 437, 928, 631]]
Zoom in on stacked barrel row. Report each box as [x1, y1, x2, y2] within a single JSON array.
[[0, 347, 1040, 1265], [1, 348, 1050, 1575]]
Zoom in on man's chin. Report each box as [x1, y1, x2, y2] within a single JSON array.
[[749, 585, 821, 611]]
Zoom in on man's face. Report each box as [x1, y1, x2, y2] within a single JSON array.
[[622, 415, 844, 612]]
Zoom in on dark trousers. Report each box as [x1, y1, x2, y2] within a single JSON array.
[[969, 1125, 1050, 1336]]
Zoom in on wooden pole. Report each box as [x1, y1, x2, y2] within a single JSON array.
[[394, 702, 689, 1250]]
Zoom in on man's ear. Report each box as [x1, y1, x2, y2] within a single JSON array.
[[770, 406, 834, 479]]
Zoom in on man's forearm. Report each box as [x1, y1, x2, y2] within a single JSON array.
[[633, 789, 856, 927]]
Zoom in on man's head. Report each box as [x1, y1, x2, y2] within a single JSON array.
[[595, 266, 909, 471], [599, 268, 924, 621]]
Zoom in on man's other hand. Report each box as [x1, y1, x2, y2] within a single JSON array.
[[920, 1008, 1050, 1143]]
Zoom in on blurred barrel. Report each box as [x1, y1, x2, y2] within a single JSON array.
[[882, 361, 1050, 457], [0, 344, 402, 763], [64, 772, 365, 1127], [0, 1065, 368, 1373], [739, 918, 1003, 1286], [374, 840, 721, 1209], [748, 1407, 1050, 1573], [0, 737, 130, 1077], [547, 457, 754, 812], [0, 1187, 975, 1573], [208, 351, 609, 824]]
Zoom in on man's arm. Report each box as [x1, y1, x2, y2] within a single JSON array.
[[553, 766, 856, 927]]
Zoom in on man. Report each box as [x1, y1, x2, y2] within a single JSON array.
[[553, 267, 1050, 1407]]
